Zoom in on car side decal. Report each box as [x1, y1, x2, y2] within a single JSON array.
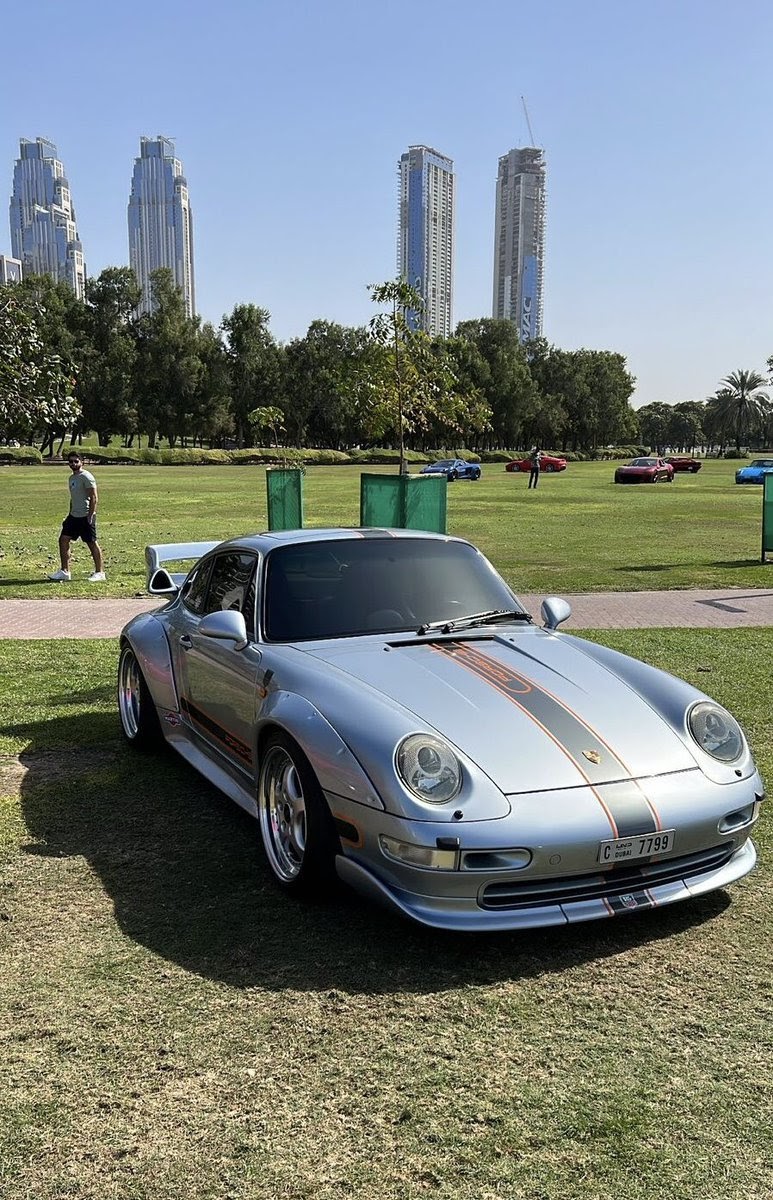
[[180, 697, 253, 766], [431, 641, 662, 839]]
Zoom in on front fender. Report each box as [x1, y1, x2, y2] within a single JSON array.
[[122, 613, 179, 715], [258, 690, 386, 811]]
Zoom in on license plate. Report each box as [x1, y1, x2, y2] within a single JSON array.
[[597, 829, 675, 865]]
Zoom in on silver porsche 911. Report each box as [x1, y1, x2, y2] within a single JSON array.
[[118, 528, 764, 931]]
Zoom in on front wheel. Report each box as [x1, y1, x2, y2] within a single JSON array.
[[257, 733, 339, 894], [448, 470, 458, 481], [117, 644, 162, 749]]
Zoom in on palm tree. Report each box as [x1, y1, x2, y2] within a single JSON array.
[[714, 369, 770, 452]]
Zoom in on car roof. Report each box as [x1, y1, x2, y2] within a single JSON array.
[[208, 527, 465, 555]]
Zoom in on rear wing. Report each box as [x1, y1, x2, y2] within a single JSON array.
[[144, 541, 221, 592]]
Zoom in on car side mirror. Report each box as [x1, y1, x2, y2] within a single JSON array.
[[148, 567, 179, 595], [198, 609, 249, 650], [541, 597, 572, 630]]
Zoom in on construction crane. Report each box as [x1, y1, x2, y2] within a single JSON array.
[[521, 96, 537, 147]]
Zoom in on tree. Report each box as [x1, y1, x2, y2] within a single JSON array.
[[78, 267, 142, 445], [636, 402, 674, 453], [0, 284, 80, 444], [667, 401, 706, 452], [367, 280, 490, 470], [248, 405, 286, 447], [714, 369, 770, 452], [453, 319, 537, 447], [133, 269, 203, 447], [221, 305, 283, 447]]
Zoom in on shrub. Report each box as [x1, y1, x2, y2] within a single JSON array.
[[421, 449, 482, 464], [479, 450, 518, 463], [300, 449, 352, 465], [723, 449, 748, 459], [349, 448, 426, 465], [68, 446, 143, 464], [0, 445, 42, 464]]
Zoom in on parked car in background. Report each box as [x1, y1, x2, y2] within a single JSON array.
[[505, 453, 568, 473], [735, 458, 773, 484], [420, 458, 481, 481], [614, 457, 675, 484], [665, 456, 702, 473], [117, 528, 763, 932]]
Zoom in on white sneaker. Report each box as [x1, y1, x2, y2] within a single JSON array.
[[88, 571, 107, 582], [47, 569, 71, 581]]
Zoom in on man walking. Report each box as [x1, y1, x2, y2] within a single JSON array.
[[528, 448, 543, 490], [47, 451, 106, 582]]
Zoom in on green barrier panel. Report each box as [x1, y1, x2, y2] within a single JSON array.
[[360, 472, 447, 533], [266, 467, 304, 531], [763, 474, 773, 562]]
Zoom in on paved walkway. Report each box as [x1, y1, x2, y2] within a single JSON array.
[[1, 589, 772, 638]]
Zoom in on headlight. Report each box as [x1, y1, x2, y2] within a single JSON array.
[[396, 734, 462, 804], [688, 702, 745, 763]]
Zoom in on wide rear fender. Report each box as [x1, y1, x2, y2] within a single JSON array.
[[121, 613, 179, 714]]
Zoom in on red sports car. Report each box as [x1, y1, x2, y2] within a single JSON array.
[[505, 453, 568, 473], [665, 456, 702, 473], [614, 457, 675, 484]]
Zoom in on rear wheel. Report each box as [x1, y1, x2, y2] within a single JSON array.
[[257, 733, 339, 894], [117, 644, 162, 749]]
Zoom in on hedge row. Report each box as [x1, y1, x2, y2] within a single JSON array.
[[1, 444, 732, 467]]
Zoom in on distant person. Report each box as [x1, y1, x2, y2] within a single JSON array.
[[528, 448, 543, 490], [47, 451, 106, 582]]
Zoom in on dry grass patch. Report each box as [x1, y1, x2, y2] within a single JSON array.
[[0, 636, 770, 1199]]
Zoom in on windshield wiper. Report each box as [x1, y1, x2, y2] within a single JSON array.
[[417, 608, 532, 635]]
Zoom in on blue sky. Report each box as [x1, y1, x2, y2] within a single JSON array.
[[3, 0, 772, 407]]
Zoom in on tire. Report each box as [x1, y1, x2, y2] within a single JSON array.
[[472, 469, 481, 480], [257, 732, 340, 894], [448, 470, 458, 482], [117, 643, 162, 749], [544, 464, 556, 473]]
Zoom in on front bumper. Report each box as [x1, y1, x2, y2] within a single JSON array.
[[336, 838, 757, 930], [328, 770, 762, 930]]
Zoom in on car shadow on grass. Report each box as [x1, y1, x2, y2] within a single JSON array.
[[14, 710, 731, 997]]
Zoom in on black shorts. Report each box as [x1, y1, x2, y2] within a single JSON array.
[[61, 514, 97, 543]]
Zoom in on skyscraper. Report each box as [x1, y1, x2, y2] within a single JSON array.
[[0, 255, 23, 285], [397, 145, 455, 337], [492, 146, 546, 342], [128, 136, 195, 318], [9, 138, 85, 298]]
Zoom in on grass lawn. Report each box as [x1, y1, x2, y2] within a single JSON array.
[[0, 459, 771, 598], [0, 633, 771, 1199]]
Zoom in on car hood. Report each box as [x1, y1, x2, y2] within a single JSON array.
[[302, 632, 697, 794]]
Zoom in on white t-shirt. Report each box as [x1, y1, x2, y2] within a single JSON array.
[[68, 469, 97, 518]]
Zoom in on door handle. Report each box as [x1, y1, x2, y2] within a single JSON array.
[[179, 634, 193, 650]]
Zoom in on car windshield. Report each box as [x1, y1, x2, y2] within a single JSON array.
[[262, 538, 522, 641], [750, 459, 773, 467], [431, 460, 455, 468], [630, 458, 656, 466]]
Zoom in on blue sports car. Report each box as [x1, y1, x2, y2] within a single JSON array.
[[735, 458, 773, 484], [420, 458, 481, 481]]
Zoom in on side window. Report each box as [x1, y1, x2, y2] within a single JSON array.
[[202, 553, 258, 639], [182, 558, 213, 615]]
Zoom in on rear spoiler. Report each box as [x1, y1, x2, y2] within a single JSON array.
[[144, 541, 221, 592]]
